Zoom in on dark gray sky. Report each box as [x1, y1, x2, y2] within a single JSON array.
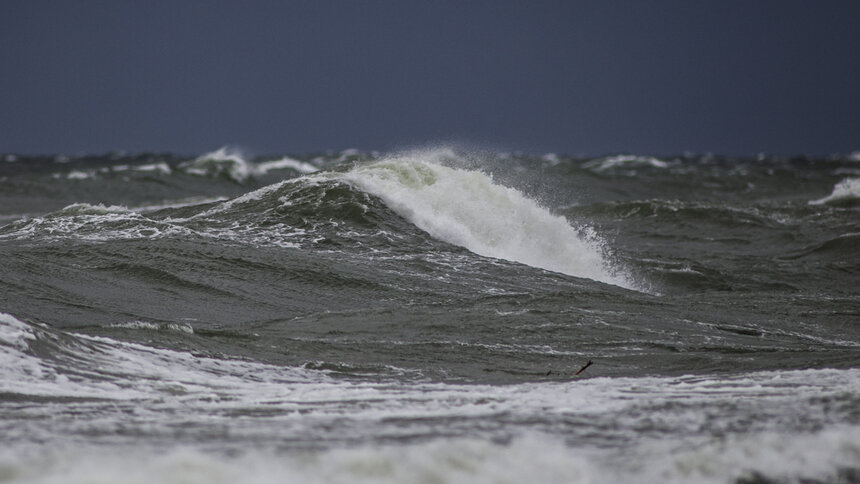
[[1, 0, 858, 156]]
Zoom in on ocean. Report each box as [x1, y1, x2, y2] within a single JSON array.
[[1, 147, 858, 483]]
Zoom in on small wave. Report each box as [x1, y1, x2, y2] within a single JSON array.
[[109, 320, 195, 334], [810, 177, 860, 206], [0, 312, 37, 351], [783, 232, 860, 260], [60, 203, 133, 215], [256, 156, 318, 175], [132, 196, 230, 213], [542, 153, 562, 166], [0, 203, 198, 242], [66, 170, 93, 180], [0, 310, 328, 401], [54, 162, 173, 181], [570, 199, 787, 229], [339, 150, 636, 289], [186, 178, 299, 219], [179, 148, 320, 183], [0, 191, 312, 247], [134, 162, 172, 175], [180, 147, 254, 183], [583, 154, 670, 173]]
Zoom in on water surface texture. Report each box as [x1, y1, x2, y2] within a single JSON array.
[[1, 148, 858, 483]]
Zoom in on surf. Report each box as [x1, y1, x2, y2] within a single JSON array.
[[338, 150, 636, 289]]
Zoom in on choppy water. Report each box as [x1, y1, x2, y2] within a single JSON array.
[[1, 147, 858, 483]]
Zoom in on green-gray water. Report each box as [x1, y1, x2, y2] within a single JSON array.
[[1, 148, 858, 483]]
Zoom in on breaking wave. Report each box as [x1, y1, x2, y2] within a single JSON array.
[[340, 151, 635, 289], [179, 147, 319, 183], [810, 177, 860, 206], [4, 151, 636, 289]]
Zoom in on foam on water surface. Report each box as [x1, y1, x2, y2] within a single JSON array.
[[1, 310, 859, 483], [0, 312, 36, 351], [810, 177, 860, 205], [340, 151, 635, 289], [584, 154, 670, 172], [256, 156, 319, 175], [179, 147, 321, 183], [4, 428, 859, 484], [0, 203, 200, 242], [180, 147, 254, 183], [2, 150, 859, 484], [134, 162, 172, 175]]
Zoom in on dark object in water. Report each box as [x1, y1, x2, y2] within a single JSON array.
[[574, 360, 594, 376], [546, 360, 594, 377]]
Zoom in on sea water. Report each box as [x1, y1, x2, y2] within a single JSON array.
[[1, 148, 858, 483]]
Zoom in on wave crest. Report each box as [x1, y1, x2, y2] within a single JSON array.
[[810, 177, 860, 206], [340, 151, 635, 289], [179, 147, 319, 183]]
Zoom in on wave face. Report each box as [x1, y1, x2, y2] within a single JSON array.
[[1, 148, 859, 483], [811, 177, 860, 206], [340, 151, 633, 288]]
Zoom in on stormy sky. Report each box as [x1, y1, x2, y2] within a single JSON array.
[[1, 0, 858, 156]]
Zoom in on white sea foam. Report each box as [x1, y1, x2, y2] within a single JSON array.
[[4, 427, 858, 484], [0, 312, 36, 351], [59, 164, 172, 180], [187, 179, 294, 219], [542, 153, 561, 165], [61, 202, 132, 214], [0, 198, 303, 247], [256, 157, 319, 175], [2, 309, 858, 483], [134, 162, 172, 175], [810, 177, 860, 205], [132, 196, 230, 213], [0, 437, 598, 484], [179, 148, 320, 182], [6, 307, 857, 429], [0, 311, 327, 400], [623, 426, 860, 484], [0, 316, 59, 394], [180, 147, 254, 183], [340, 151, 635, 289], [65, 170, 92, 180], [584, 155, 669, 172], [0, 203, 199, 242], [109, 320, 195, 334], [0, 376, 857, 484]]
